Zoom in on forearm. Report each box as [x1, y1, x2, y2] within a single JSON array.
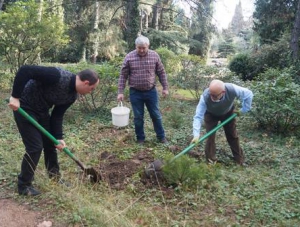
[[193, 98, 206, 137], [156, 62, 168, 90], [118, 75, 127, 94], [118, 62, 129, 94], [50, 103, 72, 139]]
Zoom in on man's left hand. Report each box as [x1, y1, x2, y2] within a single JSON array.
[[55, 140, 66, 151], [162, 90, 169, 97]]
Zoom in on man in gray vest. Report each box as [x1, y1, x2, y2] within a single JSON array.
[[191, 79, 253, 165]]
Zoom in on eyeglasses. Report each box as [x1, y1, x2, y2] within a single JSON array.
[[210, 91, 223, 99]]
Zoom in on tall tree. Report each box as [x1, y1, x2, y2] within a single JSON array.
[[0, 0, 4, 11], [188, 0, 214, 57], [152, 0, 162, 30], [230, 0, 244, 35], [124, 0, 140, 50], [253, 0, 298, 44], [290, 0, 300, 61]]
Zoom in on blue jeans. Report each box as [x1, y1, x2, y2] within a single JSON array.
[[129, 87, 165, 141]]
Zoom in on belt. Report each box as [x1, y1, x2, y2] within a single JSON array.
[[130, 86, 155, 92]]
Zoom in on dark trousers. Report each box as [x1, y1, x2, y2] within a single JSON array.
[[129, 87, 165, 141], [204, 108, 244, 164], [13, 109, 59, 188]]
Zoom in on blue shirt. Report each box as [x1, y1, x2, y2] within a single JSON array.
[[193, 83, 253, 137]]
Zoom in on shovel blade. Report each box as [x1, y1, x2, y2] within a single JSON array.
[[144, 159, 164, 178], [84, 167, 102, 183]]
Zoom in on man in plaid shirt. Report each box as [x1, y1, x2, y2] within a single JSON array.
[[117, 35, 169, 144]]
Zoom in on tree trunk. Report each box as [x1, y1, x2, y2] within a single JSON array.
[[145, 12, 149, 30], [90, 1, 100, 64], [290, 0, 300, 61], [0, 0, 4, 11], [36, 0, 43, 64], [124, 0, 140, 50], [152, 2, 159, 30], [140, 9, 143, 31]]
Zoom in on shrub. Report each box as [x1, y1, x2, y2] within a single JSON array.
[[173, 64, 217, 100], [64, 62, 119, 111], [250, 67, 300, 135], [155, 47, 181, 76], [229, 35, 293, 81], [162, 155, 221, 190], [166, 108, 185, 129], [228, 53, 255, 81]]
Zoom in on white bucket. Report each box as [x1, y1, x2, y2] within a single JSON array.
[[111, 102, 130, 127]]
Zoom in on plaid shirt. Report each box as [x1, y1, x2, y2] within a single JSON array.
[[118, 49, 168, 94]]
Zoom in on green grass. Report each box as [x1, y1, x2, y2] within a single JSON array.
[[173, 88, 195, 99], [1, 85, 300, 226]]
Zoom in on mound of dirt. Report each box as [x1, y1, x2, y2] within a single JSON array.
[[98, 149, 166, 189]]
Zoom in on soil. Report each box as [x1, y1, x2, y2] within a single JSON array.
[[0, 198, 51, 227], [0, 148, 173, 227], [98, 149, 168, 189]]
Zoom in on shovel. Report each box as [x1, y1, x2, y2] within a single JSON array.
[[145, 113, 237, 177], [16, 107, 102, 183]]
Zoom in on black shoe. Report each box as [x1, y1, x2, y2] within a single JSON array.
[[18, 186, 41, 196], [159, 138, 168, 144], [136, 140, 144, 145]]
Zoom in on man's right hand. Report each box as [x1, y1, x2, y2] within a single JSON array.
[[233, 109, 241, 117], [8, 96, 20, 111], [117, 94, 124, 102], [191, 136, 200, 144]]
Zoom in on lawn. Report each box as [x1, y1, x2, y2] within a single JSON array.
[[0, 86, 299, 226]]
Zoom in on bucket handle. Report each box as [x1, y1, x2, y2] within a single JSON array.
[[118, 101, 124, 108], [117, 101, 126, 113]]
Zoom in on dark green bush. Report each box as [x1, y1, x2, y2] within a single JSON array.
[[250, 67, 300, 135], [162, 155, 221, 190], [229, 35, 293, 81], [251, 36, 291, 72], [228, 53, 255, 81]]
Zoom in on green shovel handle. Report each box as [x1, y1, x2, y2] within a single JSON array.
[[17, 107, 77, 161], [171, 113, 237, 162]]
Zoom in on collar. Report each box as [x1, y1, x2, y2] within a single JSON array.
[[69, 74, 76, 92]]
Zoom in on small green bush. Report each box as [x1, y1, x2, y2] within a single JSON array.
[[250, 67, 300, 135], [166, 110, 184, 129], [162, 155, 221, 190]]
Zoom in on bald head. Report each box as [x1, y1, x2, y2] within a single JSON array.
[[209, 80, 225, 92], [209, 79, 225, 101]]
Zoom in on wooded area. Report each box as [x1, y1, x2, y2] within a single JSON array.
[[1, 1, 300, 226], [1, 0, 300, 79]]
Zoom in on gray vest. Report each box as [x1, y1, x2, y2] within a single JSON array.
[[203, 83, 237, 116]]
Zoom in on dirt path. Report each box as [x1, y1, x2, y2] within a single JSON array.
[[0, 198, 52, 227]]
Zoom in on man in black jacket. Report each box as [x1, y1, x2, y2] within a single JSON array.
[[8, 65, 99, 196]]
